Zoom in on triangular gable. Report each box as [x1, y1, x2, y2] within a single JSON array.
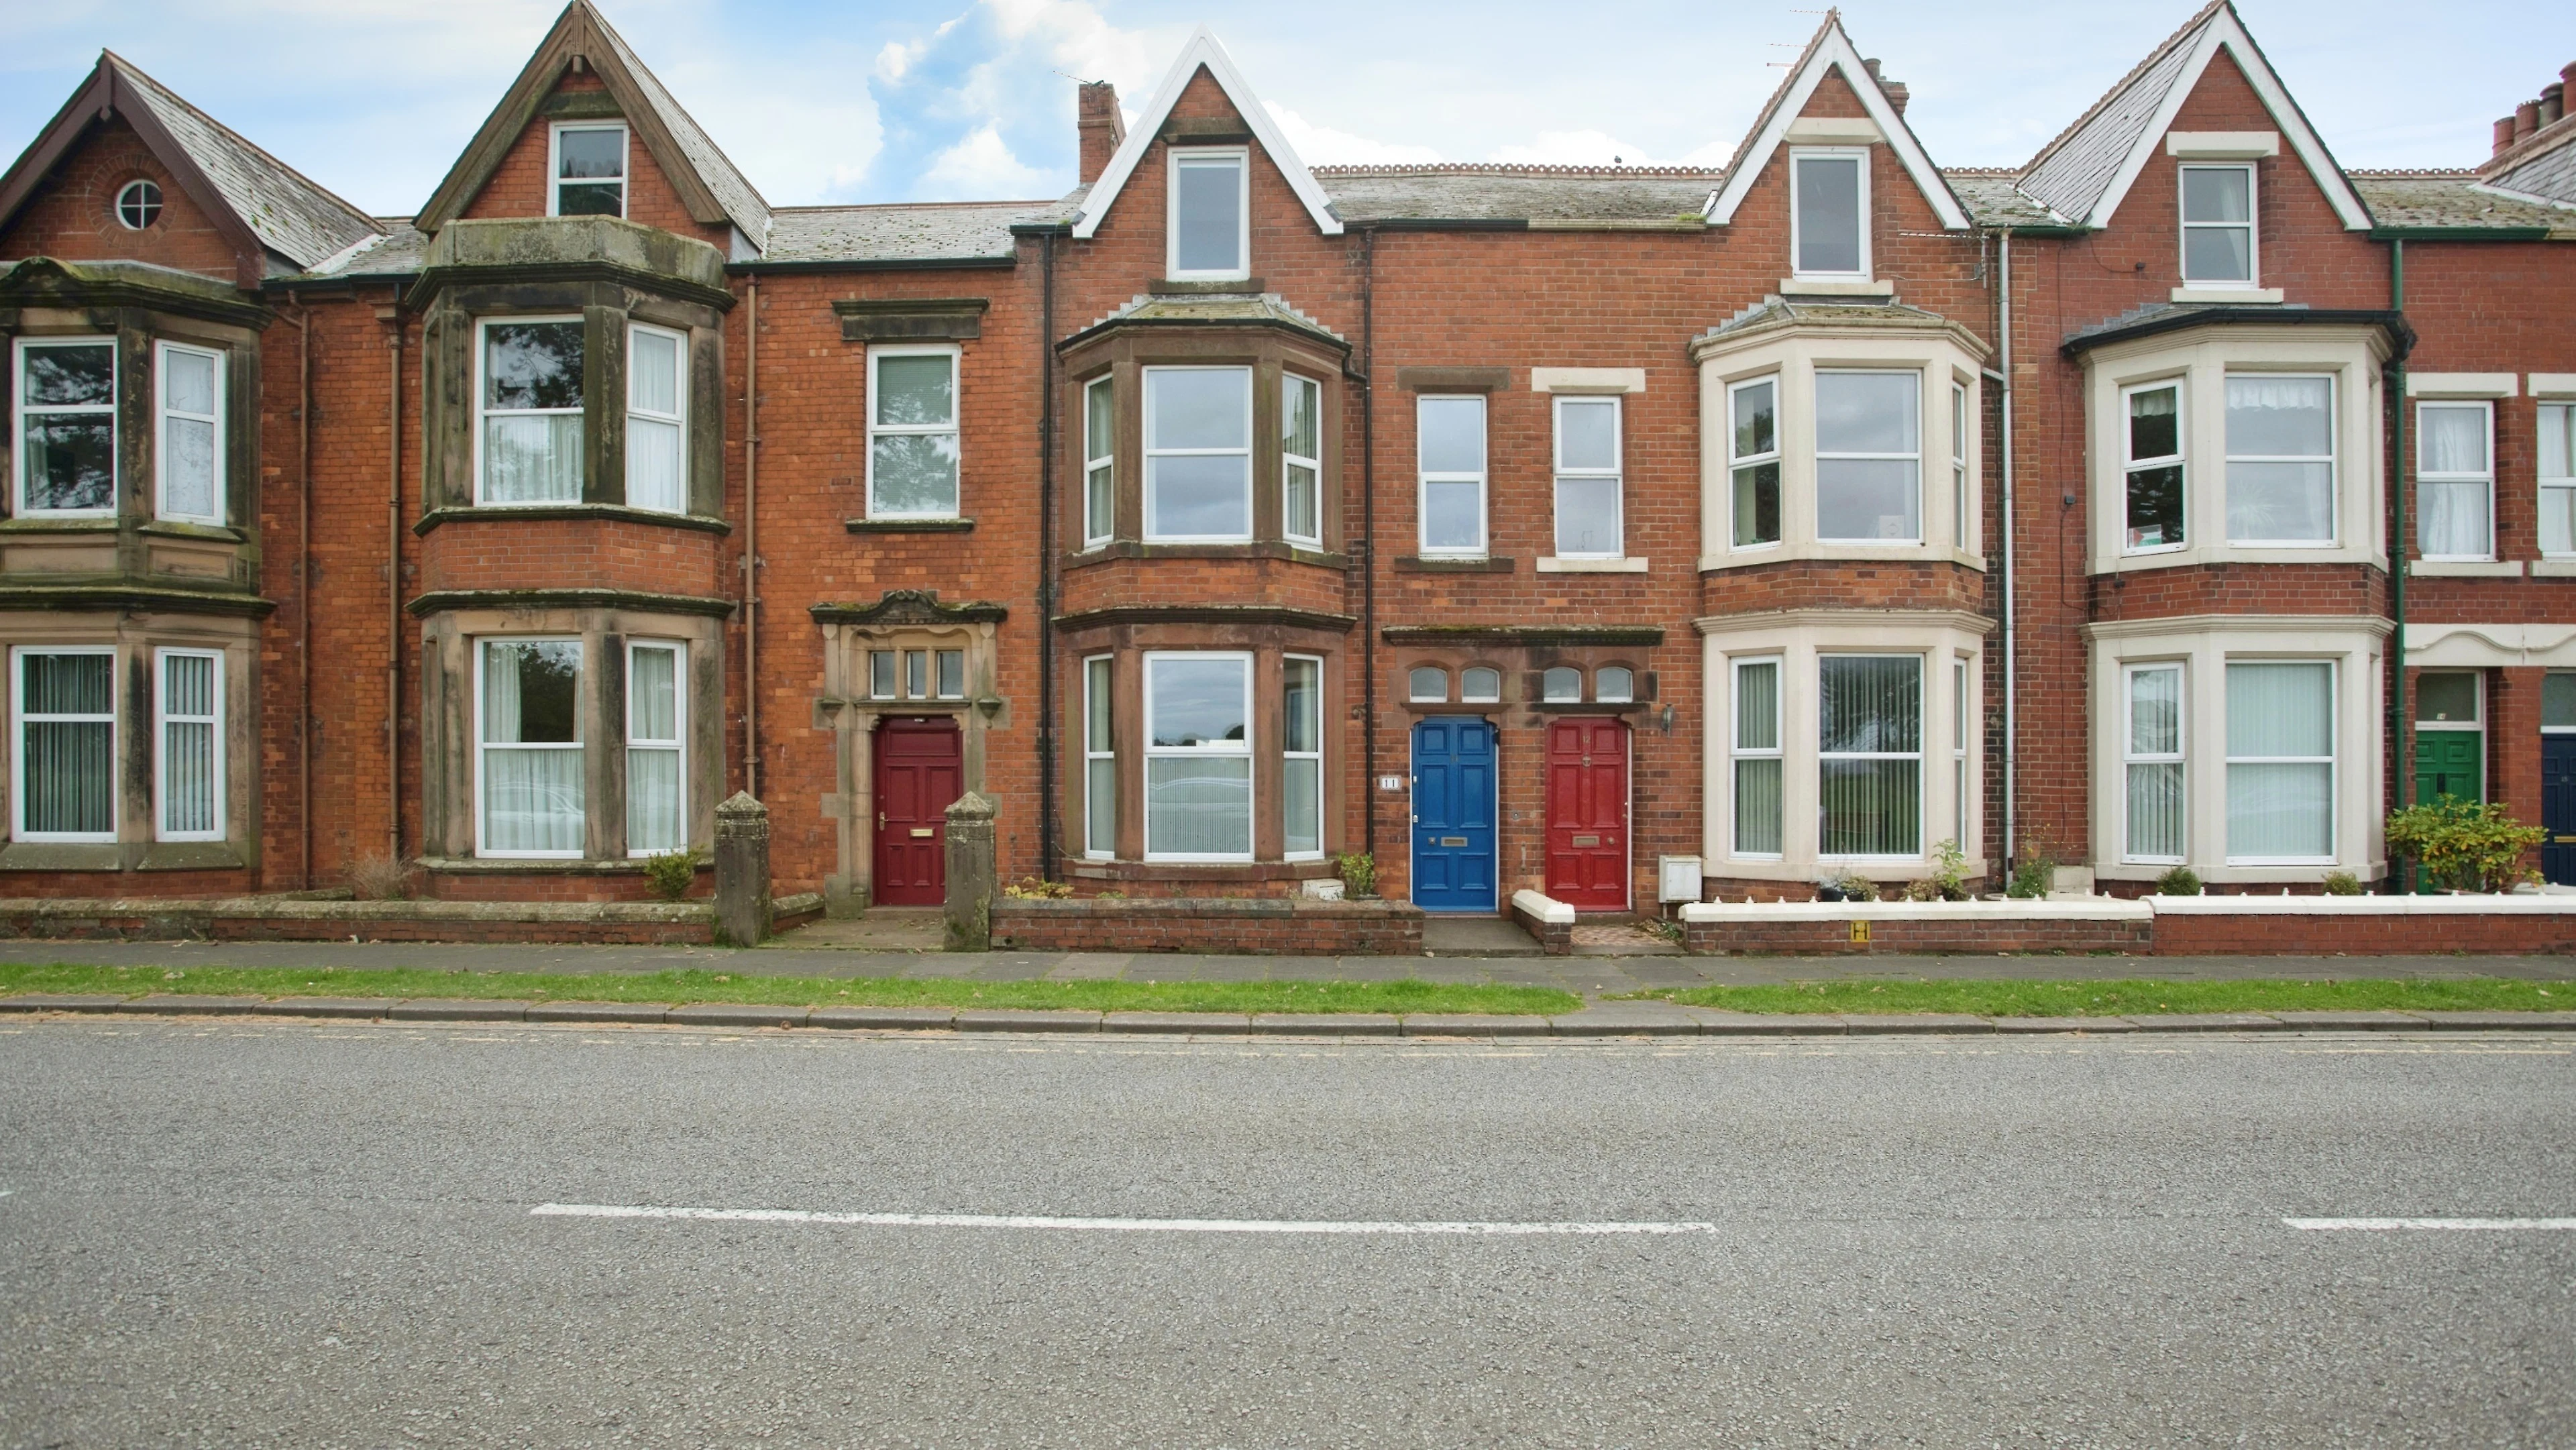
[[415, 0, 771, 246], [0, 52, 379, 278], [1703, 14, 1969, 231], [1071, 27, 1342, 241], [2020, 0, 2369, 231]]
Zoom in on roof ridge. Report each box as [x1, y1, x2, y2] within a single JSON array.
[[2348, 167, 2476, 178], [2019, 0, 2227, 178], [770, 199, 1059, 213], [101, 50, 382, 239], [1311, 162, 1724, 178]]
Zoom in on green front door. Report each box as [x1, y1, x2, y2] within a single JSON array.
[[2414, 729, 2483, 805]]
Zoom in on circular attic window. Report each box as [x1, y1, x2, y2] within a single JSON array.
[[115, 179, 162, 229]]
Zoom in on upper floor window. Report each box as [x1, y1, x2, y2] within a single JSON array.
[[477, 318, 584, 505], [625, 325, 686, 515], [2123, 381, 2184, 553], [1790, 148, 1868, 280], [867, 345, 961, 519], [156, 341, 223, 525], [2224, 374, 2333, 545], [2417, 400, 2493, 561], [2544, 403, 2576, 558], [1144, 366, 1252, 541], [2180, 164, 2254, 286], [1950, 383, 1970, 549], [551, 123, 627, 218], [1729, 376, 1780, 547], [1815, 370, 1919, 543], [15, 337, 116, 516], [1168, 148, 1248, 280], [1417, 394, 1487, 556], [1283, 374, 1322, 547], [1082, 376, 1114, 548], [115, 179, 161, 230], [1552, 395, 1623, 559]]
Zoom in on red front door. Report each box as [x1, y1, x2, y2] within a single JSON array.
[[1545, 718, 1629, 909], [873, 717, 962, 905]]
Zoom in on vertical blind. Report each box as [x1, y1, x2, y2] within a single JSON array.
[[1733, 659, 1782, 856], [160, 651, 219, 839], [2125, 665, 2184, 860], [2226, 661, 2333, 860], [1084, 657, 1115, 856], [1144, 655, 1251, 857], [18, 651, 113, 838], [1817, 655, 1921, 856]]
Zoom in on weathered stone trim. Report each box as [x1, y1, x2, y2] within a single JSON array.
[[833, 297, 989, 341], [0, 585, 274, 618], [413, 504, 732, 537], [1395, 366, 1510, 392], [1383, 624, 1664, 647], [406, 588, 736, 618], [810, 589, 1008, 627], [1056, 604, 1356, 633], [845, 517, 975, 535], [0, 257, 274, 330]]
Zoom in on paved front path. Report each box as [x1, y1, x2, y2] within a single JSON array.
[[7, 937, 2573, 993]]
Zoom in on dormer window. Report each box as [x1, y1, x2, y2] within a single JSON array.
[[1168, 148, 1248, 280], [2180, 164, 2254, 287], [15, 338, 117, 516], [551, 123, 627, 218], [1790, 148, 1868, 281]]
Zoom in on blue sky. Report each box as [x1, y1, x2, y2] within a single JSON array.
[[2, 1, 2567, 217]]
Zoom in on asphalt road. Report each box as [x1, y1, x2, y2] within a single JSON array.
[[1, 1019, 2570, 1447]]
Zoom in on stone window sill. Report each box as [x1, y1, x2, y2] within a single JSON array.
[[1778, 278, 1895, 298], [1536, 557, 1648, 573], [2530, 561, 2576, 578], [1064, 541, 1350, 569], [2410, 559, 2524, 577], [1395, 555, 1515, 573], [847, 517, 974, 534], [418, 856, 684, 875], [414, 504, 731, 537], [1060, 859, 1338, 885]]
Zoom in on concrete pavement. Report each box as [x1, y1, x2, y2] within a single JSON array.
[[1, 1016, 2569, 1445]]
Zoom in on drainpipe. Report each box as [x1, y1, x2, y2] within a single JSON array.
[[743, 275, 760, 800], [2389, 238, 2410, 889], [1038, 232, 1059, 880], [1358, 227, 1379, 870], [1996, 230, 2017, 876], [276, 302, 313, 889], [384, 296, 403, 862]]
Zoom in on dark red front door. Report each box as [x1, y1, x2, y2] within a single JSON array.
[[1545, 718, 1629, 909], [874, 718, 962, 905]]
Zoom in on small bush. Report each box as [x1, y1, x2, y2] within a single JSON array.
[[1833, 871, 1881, 902], [2384, 798, 2546, 893], [2153, 865, 2202, 896], [1929, 838, 1972, 901], [2321, 870, 2363, 896], [1002, 876, 1071, 899], [1901, 877, 1943, 903], [1335, 851, 1377, 898], [641, 848, 702, 901], [347, 854, 414, 901]]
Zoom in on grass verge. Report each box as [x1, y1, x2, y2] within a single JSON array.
[[0, 962, 1578, 1017], [1613, 977, 2568, 1017]]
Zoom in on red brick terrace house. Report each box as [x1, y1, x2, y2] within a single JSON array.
[[0, 0, 2570, 932]]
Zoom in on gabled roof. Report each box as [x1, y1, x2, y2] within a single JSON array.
[[1703, 11, 1969, 231], [2018, 0, 2369, 231], [2484, 131, 2576, 209], [1070, 27, 1342, 241], [1315, 165, 1720, 225], [0, 51, 381, 275], [2352, 172, 2573, 233], [414, 0, 771, 247]]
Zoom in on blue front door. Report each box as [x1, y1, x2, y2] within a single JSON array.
[[2545, 736, 2576, 885], [1412, 717, 1497, 912]]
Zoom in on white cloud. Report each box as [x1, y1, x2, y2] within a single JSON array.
[[1264, 103, 1441, 166], [920, 122, 1049, 198], [1489, 129, 1657, 166]]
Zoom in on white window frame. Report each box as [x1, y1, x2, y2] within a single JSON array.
[[2543, 671, 2576, 736], [1283, 653, 1325, 862], [1166, 146, 1250, 282], [1142, 651, 1254, 862], [1729, 375, 1782, 550], [1952, 655, 1970, 852], [2121, 661, 2186, 865], [1083, 655, 1116, 859], [934, 649, 966, 700], [623, 323, 687, 515], [1282, 373, 1324, 549], [2542, 402, 2576, 559], [472, 315, 585, 507], [1542, 666, 1584, 703], [866, 343, 962, 520], [14, 335, 118, 518], [547, 121, 629, 219], [1460, 666, 1502, 704], [474, 636, 585, 860], [2224, 658, 2337, 867], [2179, 162, 2257, 288], [1407, 666, 1449, 703], [13, 645, 117, 844], [154, 647, 223, 843], [1552, 394, 1624, 559], [153, 340, 224, 526], [1416, 393, 1488, 557], [115, 178, 161, 230], [1082, 374, 1114, 549], [1142, 365, 1254, 543], [2223, 372, 2337, 548], [1949, 381, 1969, 553], [1817, 653, 1924, 862], [1729, 655, 1784, 860], [2416, 399, 2495, 562], [2121, 378, 2187, 555], [1813, 369, 1921, 544], [624, 639, 686, 857], [2414, 671, 2482, 732], [1788, 146, 1871, 282], [868, 650, 896, 701], [1597, 666, 1635, 704]]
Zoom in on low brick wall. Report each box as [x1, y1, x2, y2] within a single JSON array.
[[1681, 899, 2155, 956], [992, 897, 1424, 954], [2149, 895, 2576, 955], [1509, 890, 1574, 956], [0, 892, 821, 946]]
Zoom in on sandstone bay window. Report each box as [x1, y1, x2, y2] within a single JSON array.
[[1284, 656, 1322, 859], [1417, 394, 1487, 556], [2123, 380, 2184, 552], [625, 325, 686, 514], [1815, 372, 1920, 543], [2123, 663, 2185, 863], [1083, 376, 1115, 549], [155, 649, 222, 842], [1144, 366, 1252, 541], [1168, 148, 1248, 280], [1729, 376, 1780, 548], [1790, 147, 1868, 281], [1819, 655, 1921, 858], [550, 123, 627, 218], [868, 345, 961, 520], [1144, 653, 1253, 860], [15, 337, 116, 516], [12, 648, 114, 842], [2226, 661, 2334, 864], [155, 341, 223, 525], [2416, 400, 2493, 561], [477, 318, 584, 504], [1083, 656, 1115, 858], [477, 639, 583, 858], [626, 641, 684, 856], [1553, 395, 1623, 559], [2546, 403, 2576, 558], [1731, 657, 1783, 857], [2225, 375, 2334, 545], [2180, 164, 2255, 288]]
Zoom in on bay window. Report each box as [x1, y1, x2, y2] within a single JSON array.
[[15, 338, 116, 516], [477, 319, 584, 504], [1729, 377, 1780, 548], [478, 638, 583, 857], [2123, 663, 2184, 862], [625, 641, 684, 856], [2543, 403, 2576, 557], [2180, 164, 2255, 287], [155, 649, 222, 842], [1144, 366, 1252, 541], [2226, 661, 2334, 863], [1731, 657, 1782, 857], [13, 648, 114, 842], [1144, 653, 1252, 860], [1815, 371, 1919, 543], [1819, 655, 1921, 858], [867, 345, 961, 519], [155, 342, 223, 524], [551, 123, 627, 218], [2224, 374, 2334, 545], [1790, 148, 1868, 280], [1284, 656, 1322, 859], [2416, 401, 2492, 561], [1168, 148, 1248, 280], [1552, 396, 1622, 558], [625, 325, 686, 514], [1083, 376, 1114, 548], [1417, 394, 1487, 555], [2123, 381, 2184, 552], [1283, 376, 1322, 547], [1083, 656, 1114, 858]]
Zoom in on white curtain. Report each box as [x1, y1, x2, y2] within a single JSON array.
[[162, 348, 219, 520], [2225, 378, 2334, 542], [162, 654, 217, 836], [2226, 662, 2332, 858], [627, 416, 682, 512], [482, 642, 582, 853], [2125, 667, 2183, 859], [626, 646, 681, 852], [485, 750, 584, 854], [484, 415, 584, 503], [2418, 405, 2489, 557]]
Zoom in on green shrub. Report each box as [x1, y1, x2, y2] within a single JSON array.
[[641, 848, 701, 901], [2005, 840, 2056, 899], [1833, 871, 1881, 902], [1002, 876, 1071, 899], [1901, 877, 1943, 902], [2320, 870, 2363, 896], [1929, 838, 1972, 901], [2153, 865, 2202, 897], [1334, 851, 1377, 897], [2383, 798, 2545, 893]]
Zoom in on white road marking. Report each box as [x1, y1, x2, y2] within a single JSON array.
[[2284, 1217, 2576, 1231], [533, 1203, 1721, 1236]]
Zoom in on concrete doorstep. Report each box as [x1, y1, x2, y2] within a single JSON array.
[[2, 993, 2573, 1038]]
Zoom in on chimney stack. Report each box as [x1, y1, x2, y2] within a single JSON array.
[[2496, 116, 2518, 156], [1077, 81, 1124, 186], [2544, 82, 2566, 127], [1884, 80, 1910, 115], [2516, 100, 2541, 142]]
